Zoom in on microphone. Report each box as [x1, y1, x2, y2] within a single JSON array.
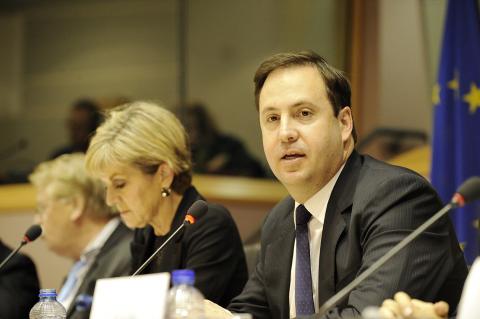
[[317, 176, 480, 315], [22, 224, 43, 244], [451, 176, 480, 207], [0, 224, 42, 271], [131, 200, 208, 276]]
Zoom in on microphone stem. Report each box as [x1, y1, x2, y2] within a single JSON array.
[[132, 223, 186, 277], [318, 202, 455, 314], [0, 242, 25, 271]]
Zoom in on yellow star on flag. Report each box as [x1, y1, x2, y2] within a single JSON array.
[[447, 71, 459, 93], [432, 83, 441, 106], [463, 83, 480, 114]]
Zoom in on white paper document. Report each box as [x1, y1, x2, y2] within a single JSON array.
[[457, 257, 480, 319], [90, 272, 170, 319]]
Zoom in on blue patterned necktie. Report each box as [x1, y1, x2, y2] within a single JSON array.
[[58, 258, 87, 303], [295, 204, 315, 316]]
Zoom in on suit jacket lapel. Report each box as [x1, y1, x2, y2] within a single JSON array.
[[66, 258, 99, 317], [66, 223, 130, 316], [264, 198, 295, 319], [318, 151, 362, 306]]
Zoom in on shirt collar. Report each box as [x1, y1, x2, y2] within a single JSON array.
[[294, 163, 346, 224]]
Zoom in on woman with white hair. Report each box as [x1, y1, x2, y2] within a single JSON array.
[[85, 101, 248, 307], [30, 153, 133, 318]]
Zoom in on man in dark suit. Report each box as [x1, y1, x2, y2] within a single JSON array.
[[0, 240, 40, 319], [222, 51, 468, 318], [29, 153, 133, 319]]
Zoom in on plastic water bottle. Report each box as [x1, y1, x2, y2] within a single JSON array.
[[29, 288, 67, 319], [167, 269, 205, 319]]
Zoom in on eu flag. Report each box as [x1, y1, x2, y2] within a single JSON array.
[[431, 0, 480, 264]]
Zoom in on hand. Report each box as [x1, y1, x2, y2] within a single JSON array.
[[379, 291, 449, 319]]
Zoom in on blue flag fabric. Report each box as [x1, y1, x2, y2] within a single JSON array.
[[431, 0, 480, 264]]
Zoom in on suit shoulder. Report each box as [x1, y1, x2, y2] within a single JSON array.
[[194, 202, 240, 233], [0, 243, 36, 273], [359, 155, 432, 188], [184, 201, 244, 251], [352, 155, 443, 219], [4, 251, 37, 276]]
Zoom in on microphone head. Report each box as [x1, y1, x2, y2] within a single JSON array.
[[452, 176, 480, 207], [184, 200, 208, 225], [22, 224, 42, 244]]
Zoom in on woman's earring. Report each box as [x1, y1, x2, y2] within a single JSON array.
[[161, 187, 171, 198]]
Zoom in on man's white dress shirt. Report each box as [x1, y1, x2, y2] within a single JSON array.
[[289, 165, 345, 318]]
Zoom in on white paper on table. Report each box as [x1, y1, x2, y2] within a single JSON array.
[[90, 272, 170, 319], [457, 257, 480, 319]]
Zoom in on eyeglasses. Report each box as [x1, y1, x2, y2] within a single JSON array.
[[35, 196, 72, 215]]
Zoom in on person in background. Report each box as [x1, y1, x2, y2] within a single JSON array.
[[49, 99, 103, 159], [176, 102, 267, 177], [0, 240, 40, 319], [85, 101, 248, 307], [29, 153, 133, 319], [205, 51, 467, 318]]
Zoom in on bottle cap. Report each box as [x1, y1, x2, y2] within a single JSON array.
[[39, 288, 57, 298], [172, 269, 195, 285]]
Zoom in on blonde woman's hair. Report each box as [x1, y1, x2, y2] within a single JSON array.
[[29, 153, 115, 219], [85, 101, 192, 194]]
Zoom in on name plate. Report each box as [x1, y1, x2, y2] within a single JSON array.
[[90, 273, 170, 319]]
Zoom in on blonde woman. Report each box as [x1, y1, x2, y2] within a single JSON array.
[[85, 101, 248, 307]]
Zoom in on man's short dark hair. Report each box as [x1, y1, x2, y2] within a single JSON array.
[[253, 51, 357, 142]]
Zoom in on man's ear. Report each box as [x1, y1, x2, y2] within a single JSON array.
[[69, 195, 86, 222], [155, 163, 175, 188], [338, 106, 353, 142]]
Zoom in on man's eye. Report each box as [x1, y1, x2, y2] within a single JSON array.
[[300, 110, 312, 117], [266, 115, 279, 122]]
